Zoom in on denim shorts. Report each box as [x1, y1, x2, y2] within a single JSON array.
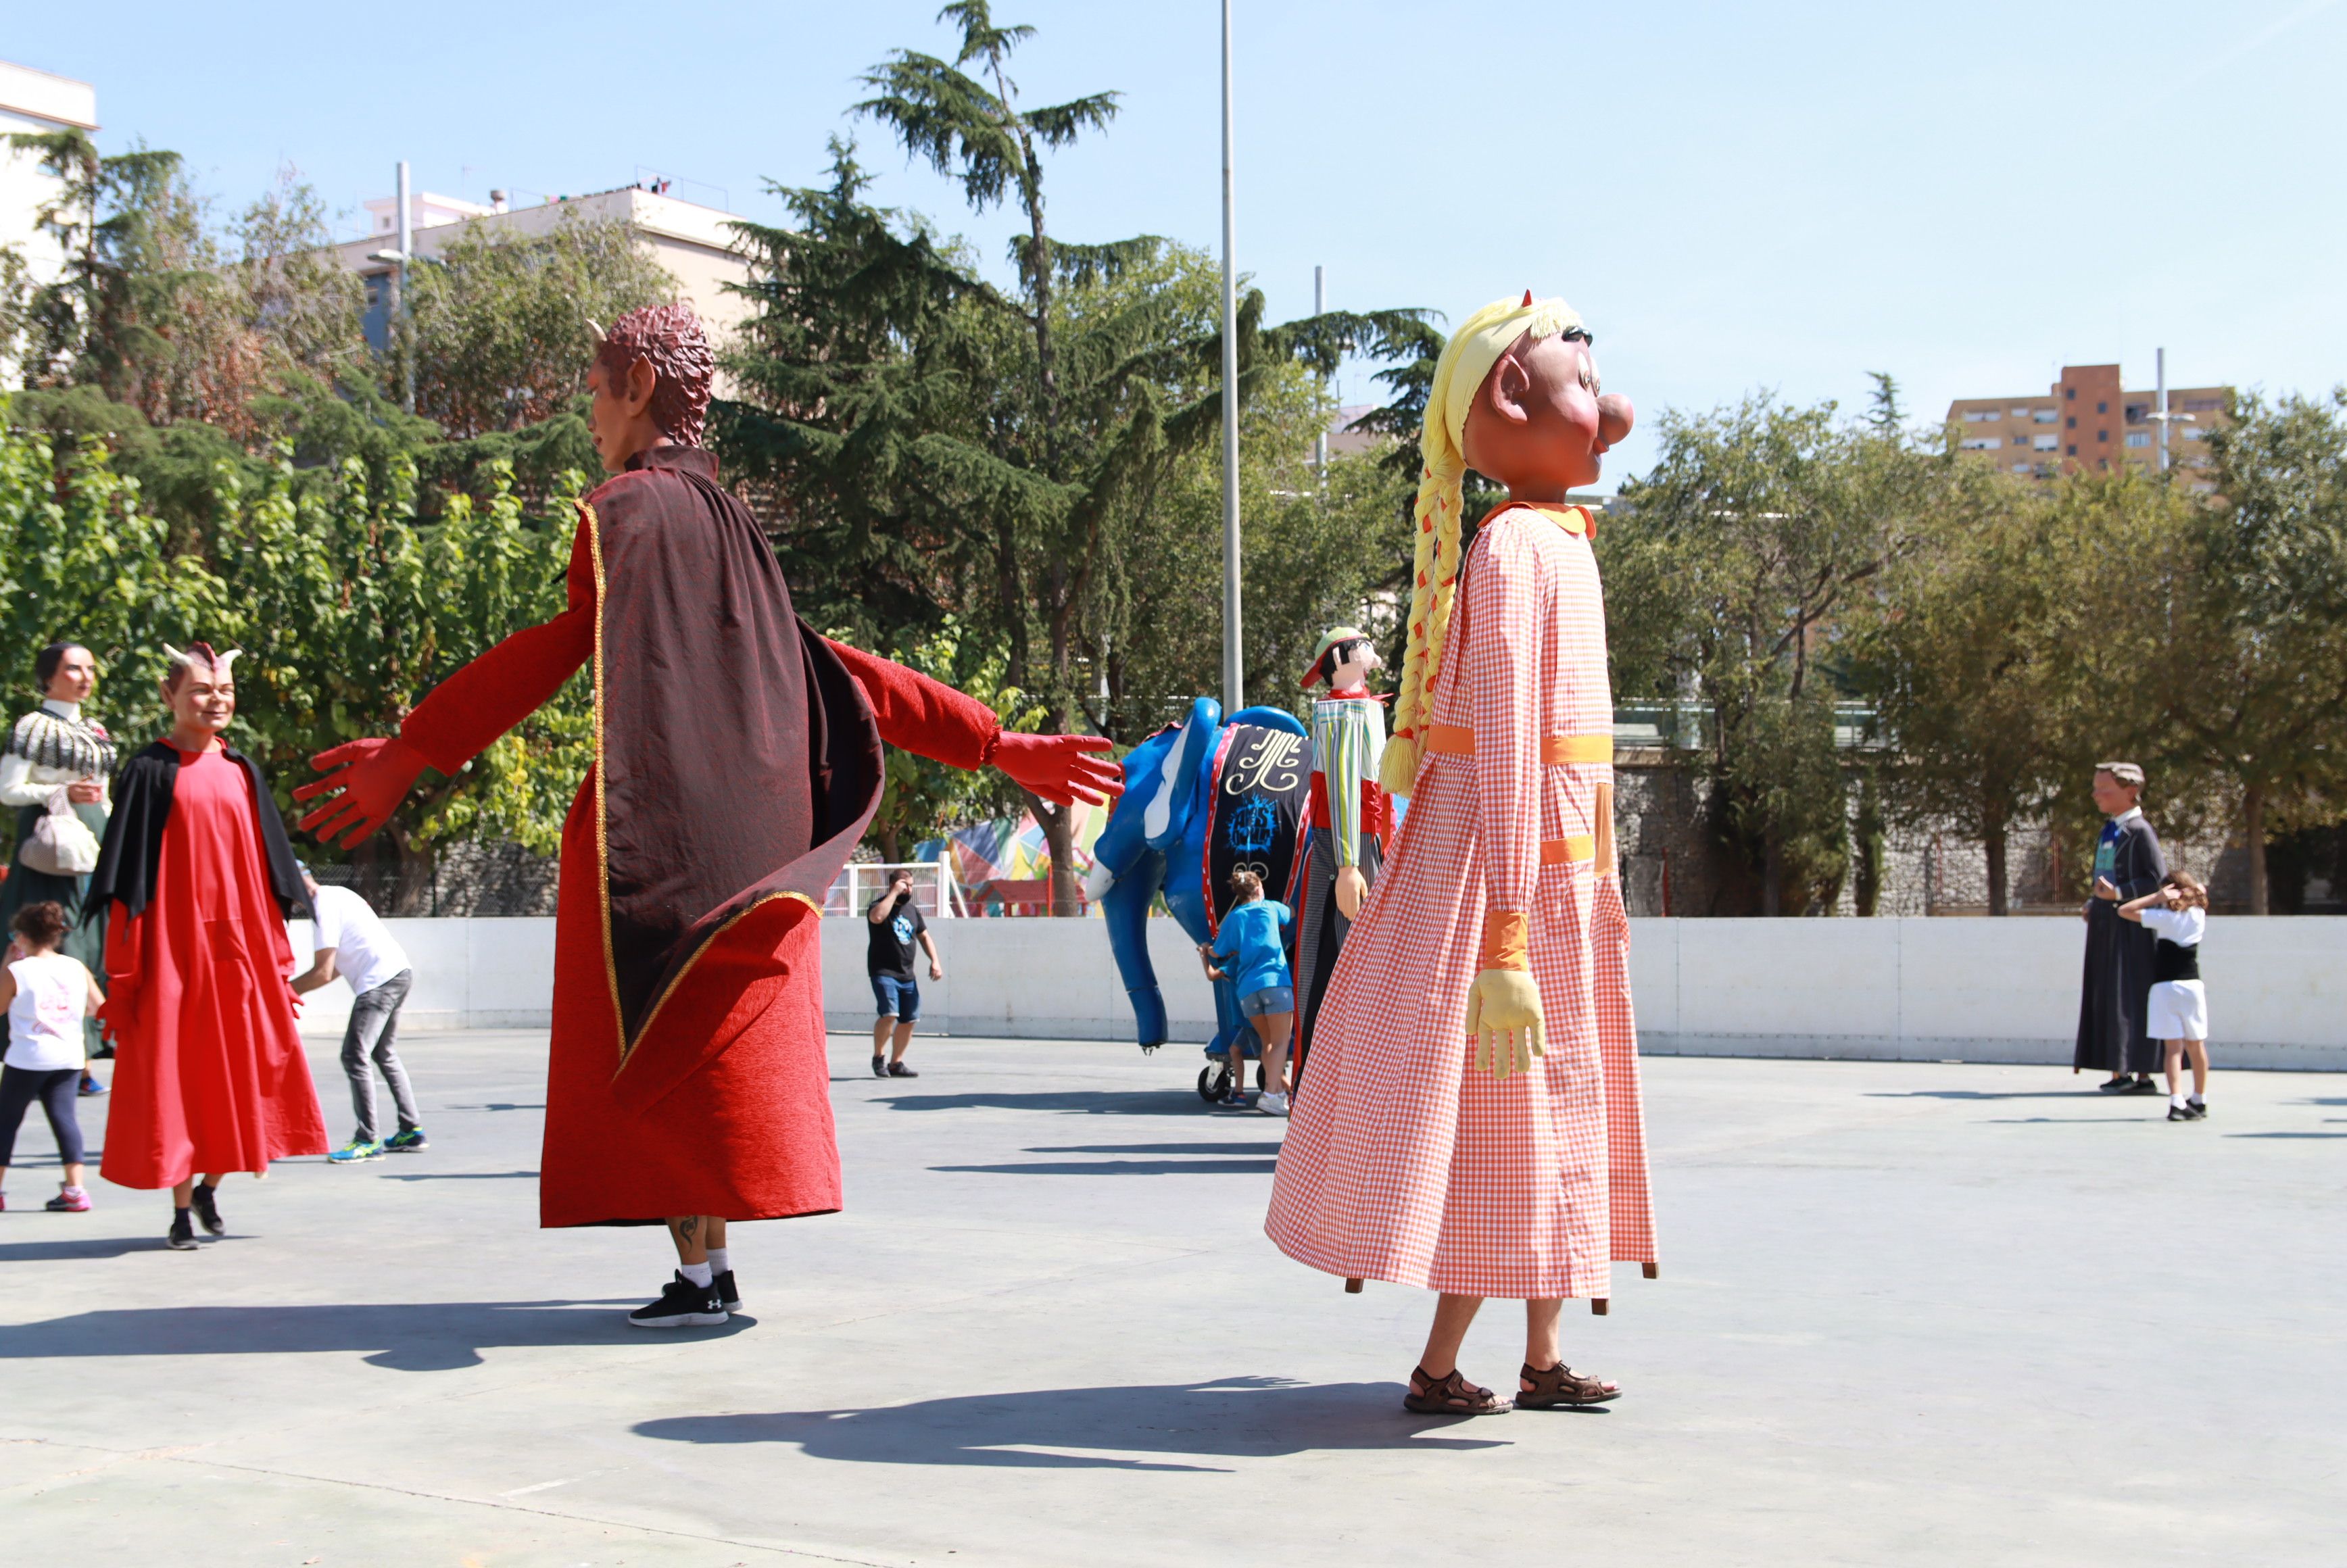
[[872, 975, 920, 1021], [1238, 985, 1294, 1017]]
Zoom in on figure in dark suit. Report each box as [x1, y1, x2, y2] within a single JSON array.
[[2075, 762, 2167, 1092]]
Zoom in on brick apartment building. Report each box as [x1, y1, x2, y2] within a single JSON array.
[[1945, 363, 2231, 488]]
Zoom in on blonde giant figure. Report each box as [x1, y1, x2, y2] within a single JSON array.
[[1265, 293, 1657, 1416]]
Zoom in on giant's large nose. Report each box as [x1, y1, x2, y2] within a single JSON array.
[[1597, 393, 1635, 447]]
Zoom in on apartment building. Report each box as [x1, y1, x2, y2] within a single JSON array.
[[1, 61, 98, 384], [1945, 362, 2230, 488], [328, 184, 753, 358]]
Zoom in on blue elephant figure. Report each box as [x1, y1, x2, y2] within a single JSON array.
[[1086, 697, 1311, 1097]]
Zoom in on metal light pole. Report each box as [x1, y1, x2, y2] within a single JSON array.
[[397, 162, 412, 412], [1219, 0, 1242, 715], [2143, 346, 2195, 472], [369, 162, 416, 413], [1313, 264, 1328, 475]]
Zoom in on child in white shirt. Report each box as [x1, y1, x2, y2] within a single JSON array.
[[0, 900, 105, 1210], [2121, 870, 2209, 1122]]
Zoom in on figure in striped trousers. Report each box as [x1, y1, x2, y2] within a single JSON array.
[[1265, 293, 1658, 1417]]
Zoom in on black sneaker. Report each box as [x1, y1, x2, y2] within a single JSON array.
[[713, 1269, 741, 1312], [167, 1210, 199, 1250], [887, 1060, 919, 1078], [628, 1271, 727, 1329], [2123, 1077, 2162, 1096], [2096, 1076, 2131, 1092], [2185, 1099, 2208, 1121], [2167, 1104, 2191, 1121], [871, 1054, 888, 1079], [190, 1183, 225, 1237]]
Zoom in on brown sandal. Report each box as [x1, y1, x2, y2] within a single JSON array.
[[1517, 1361, 1621, 1407], [1403, 1366, 1511, 1415]]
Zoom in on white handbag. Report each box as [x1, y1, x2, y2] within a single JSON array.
[[20, 785, 101, 877]]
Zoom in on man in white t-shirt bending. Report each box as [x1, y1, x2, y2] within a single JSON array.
[[292, 871, 422, 1162]]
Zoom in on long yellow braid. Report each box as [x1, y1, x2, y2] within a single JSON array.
[[1382, 292, 1584, 798]]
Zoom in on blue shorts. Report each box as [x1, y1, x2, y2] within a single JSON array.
[[872, 975, 920, 1022], [1238, 985, 1294, 1017]]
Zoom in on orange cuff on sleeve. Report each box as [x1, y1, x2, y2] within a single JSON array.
[[1480, 910, 1530, 971]]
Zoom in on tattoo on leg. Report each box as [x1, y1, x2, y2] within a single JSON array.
[[676, 1216, 700, 1244]]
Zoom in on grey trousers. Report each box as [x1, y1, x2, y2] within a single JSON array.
[[341, 969, 419, 1143]]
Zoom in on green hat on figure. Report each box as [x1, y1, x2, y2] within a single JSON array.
[[1300, 626, 1374, 691]]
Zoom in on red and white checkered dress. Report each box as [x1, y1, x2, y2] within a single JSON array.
[[1265, 503, 1657, 1298]]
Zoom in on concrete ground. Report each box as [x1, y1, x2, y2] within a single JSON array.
[[1, 1031, 2340, 1567]]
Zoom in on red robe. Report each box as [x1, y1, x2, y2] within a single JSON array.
[[100, 745, 327, 1188], [402, 446, 998, 1227]]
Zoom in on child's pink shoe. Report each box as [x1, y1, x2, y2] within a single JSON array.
[[45, 1186, 91, 1213]]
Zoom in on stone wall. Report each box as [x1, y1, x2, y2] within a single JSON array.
[[1613, 752, 2258, 918]]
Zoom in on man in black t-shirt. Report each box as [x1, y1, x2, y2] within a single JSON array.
[[866, 871, 943, 1079]]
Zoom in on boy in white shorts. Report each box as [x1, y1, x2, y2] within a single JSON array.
[[2121, 871, 2208, 1122]]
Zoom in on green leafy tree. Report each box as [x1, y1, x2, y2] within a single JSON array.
[[0, 399, 233, 763], [725, 5, 1432, 912], [404, 215, 675, 439], [1105, 356, 1414, 735], [206, 448, 592, 904], [2025, 466, 2190, 898], [1607, 393, 1919, 914], [7, 130, 228, 422], [2172, 390, 2347, 911], [1849, 461, 2068, 913]]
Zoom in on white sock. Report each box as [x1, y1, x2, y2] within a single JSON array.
[[2170, 1094, 2186, 1108], [706, 1247, 731, 1276], [2188, 1094, 2205, 1105], [679, 1260, 714, 1288]]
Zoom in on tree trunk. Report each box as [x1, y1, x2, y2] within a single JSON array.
[[1038, 800, 1081, 916], [1985, 812, 2009, 917], [873, 820, 901, 865], [1762, 830, 1783, 917], [2244, 784, 2268, 916]]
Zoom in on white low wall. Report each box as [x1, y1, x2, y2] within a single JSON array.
[[290, 914, 2347, 1071], [1628, 917, 2347, 1071], [287, 916, 558, 1037]]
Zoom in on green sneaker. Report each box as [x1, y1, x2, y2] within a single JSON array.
[[328, 1139, 383, 1164], [383, 1128, 429, 1153]]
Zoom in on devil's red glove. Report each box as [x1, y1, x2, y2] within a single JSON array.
[[992, 732, 1122, 807], [293, 736, 430, 848]]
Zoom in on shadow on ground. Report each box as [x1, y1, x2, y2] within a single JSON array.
[[877, 1090, 1204, 1117], [0, 1236, 168, 1262], [934, 1158, 1280, 1176], [633, 1376, 1508, 1472], [1024, 1142, 1284, 1156], [0, 1300, 733, 1371], [1866, 1090, 2119, 1102], [379, 1170, 539, 1182]]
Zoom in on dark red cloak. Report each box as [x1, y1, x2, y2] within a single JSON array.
[[401, 445, 998, 1226]]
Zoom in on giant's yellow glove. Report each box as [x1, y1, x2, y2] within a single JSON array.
[[1463, 911, 1545, 1079]]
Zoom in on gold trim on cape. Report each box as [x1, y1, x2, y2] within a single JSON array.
[[582, 499, 629, 1064]]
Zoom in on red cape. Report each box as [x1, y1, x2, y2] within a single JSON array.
[[99, 745, 326, 1188], [403, 445, 1000, 1226]]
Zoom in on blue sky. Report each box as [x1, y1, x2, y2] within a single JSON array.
[[14, 0, 2345, 486]]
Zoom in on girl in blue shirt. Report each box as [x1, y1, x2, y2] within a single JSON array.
[[1201, 871, 1296, 1116]]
